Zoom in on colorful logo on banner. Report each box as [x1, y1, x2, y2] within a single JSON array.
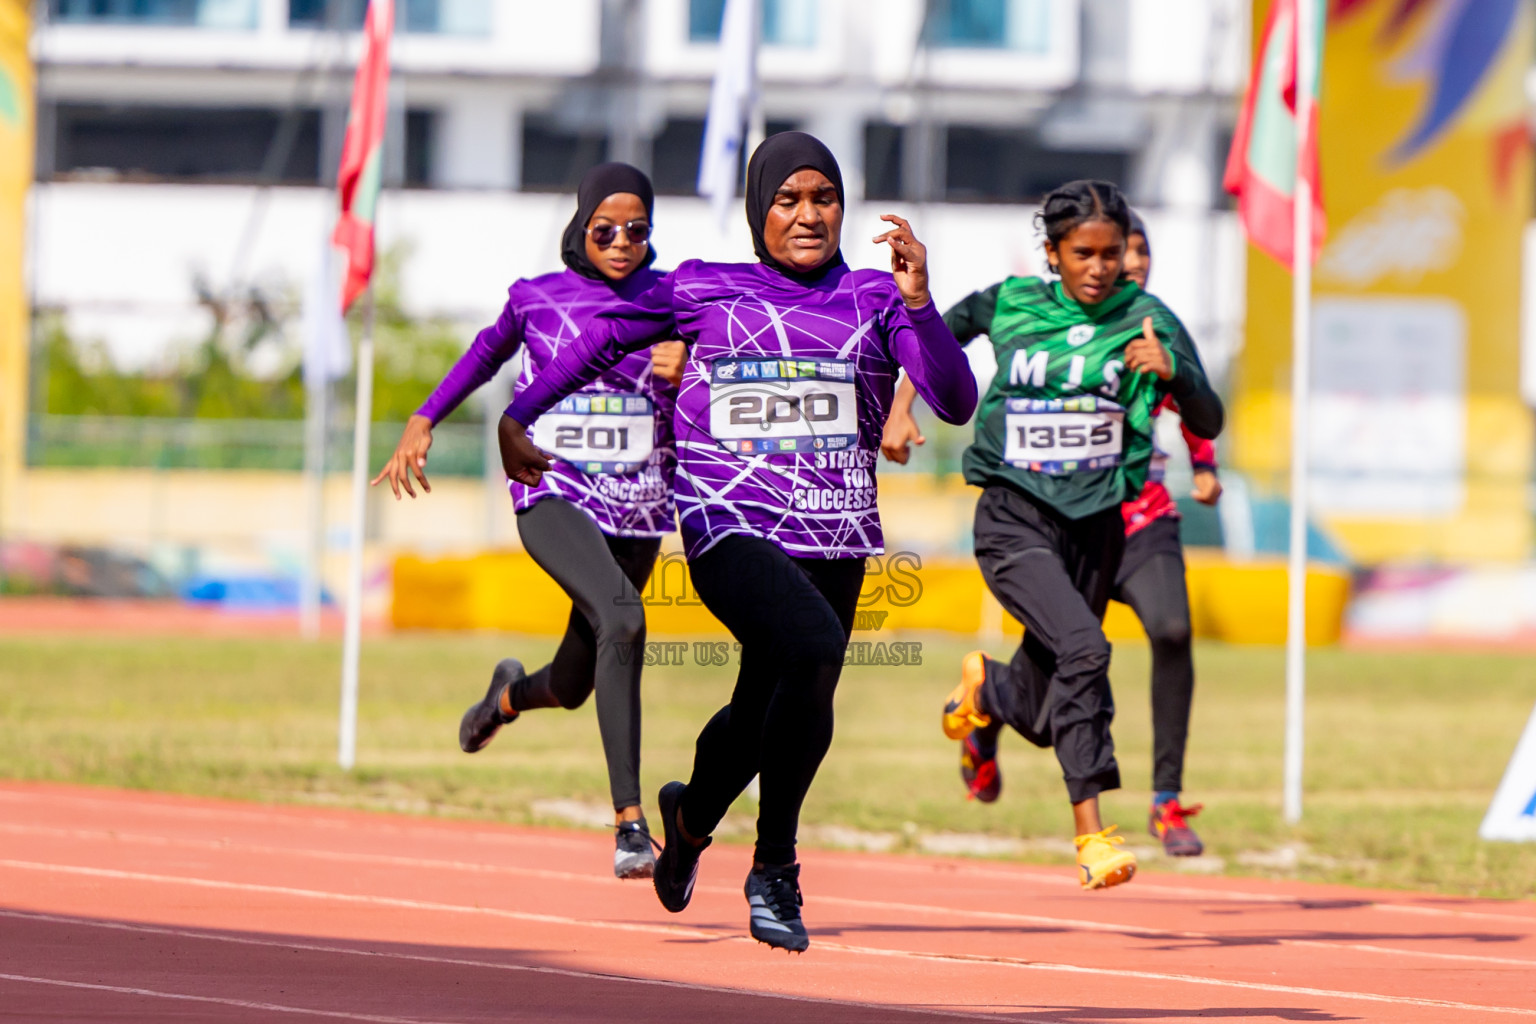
[[1331, 0, 1523, 165], [1232, 0, 1534, 564]]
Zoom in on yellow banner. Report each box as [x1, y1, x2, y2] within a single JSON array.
[[0, 0, 30, 531], [1233, 0, 1535, 562]]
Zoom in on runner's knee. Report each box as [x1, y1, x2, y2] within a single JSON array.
[[1144, 612, 1191, 650], [1058, 629, 1112, 682]]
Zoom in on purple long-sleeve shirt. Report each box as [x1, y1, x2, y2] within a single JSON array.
[[417, 266, 676, 537], [507, 259, 977, 560]]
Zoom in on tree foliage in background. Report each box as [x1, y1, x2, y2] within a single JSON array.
[[40, 244, 479, 424]]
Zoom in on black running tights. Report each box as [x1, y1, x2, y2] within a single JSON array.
[[1115, 550, 1194, 794], [678, 534, 865, 866], [511, 498, 660, 812]]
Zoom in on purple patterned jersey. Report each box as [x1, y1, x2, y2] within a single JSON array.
[[416, 267, 676, 537], [506, 259, 975, 559]]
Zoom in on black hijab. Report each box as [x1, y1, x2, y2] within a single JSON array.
[[561, 162, 658, 281], [745, 131, 846, 280], [1127, 209, 1150, 252]]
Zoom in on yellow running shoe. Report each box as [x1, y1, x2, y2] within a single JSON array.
[[1075, 825, 1137, 890], [942, 651, 992, 741]]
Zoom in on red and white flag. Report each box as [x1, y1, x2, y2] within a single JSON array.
[[332, 0, 394, 311], [1223, 0, 1326, 270]]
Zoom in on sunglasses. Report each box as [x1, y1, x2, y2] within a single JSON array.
[[587, 220, 651, 248]]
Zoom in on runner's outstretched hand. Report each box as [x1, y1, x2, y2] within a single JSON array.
[[873, 215, 931, 309], [1125, 317, 1173, 380], [881, 406, 926, 464], [498, 415, 552, 487], [1192, 469, 1223, 506], [650, 340, 687, 387], [372, 414, 434, 500]]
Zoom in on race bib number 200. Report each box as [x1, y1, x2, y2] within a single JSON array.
[[1003, 396, 1124, 474], [708, 358, 859, 455], [531, 391, 655, 475]]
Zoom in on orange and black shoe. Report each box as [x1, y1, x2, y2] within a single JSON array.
[[458, 659, 524, 753], [960, 728, 1001, 803], [942, 651, 992, 741], [1149, 796, 1205, 857]]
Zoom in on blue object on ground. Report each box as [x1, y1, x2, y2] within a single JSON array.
[[180, 575, 333, 610]]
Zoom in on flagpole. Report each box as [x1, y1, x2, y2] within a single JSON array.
[[300, 369, 327, 640], [1283, 0, 1319, 826], [338, 282, 374, 771]]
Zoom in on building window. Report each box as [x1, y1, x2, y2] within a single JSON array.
[[928, 0, 1051, 53], [288, 0, 364, 29], [520, 117, 611, 193], [52, 104, 324, 183], [48, 0, 258, 28], [404, 109, 435, 187], [289, 0, 489, 34], [688, 0, 817, 47], [945, 125, 1128, 203], [863, 123, 904, 201], [650, 118, 708, 196], [649, 117, 798, 195]]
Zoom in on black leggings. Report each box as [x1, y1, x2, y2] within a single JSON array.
[[511, 498, 660, 812], [1113, 519, 1194, 794], [678, 534, 865, 866], [973, 485, 1123, 805]]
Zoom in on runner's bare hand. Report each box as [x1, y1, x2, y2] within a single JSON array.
[[880, 406, 927, 465], [498, 415, 552, 487], [1125, 317, 1173, 380], [1192, 469, 1223, 506], [371, 414, 434, 500], [872, 214, 931, 309], [650, 340, 687, 387]]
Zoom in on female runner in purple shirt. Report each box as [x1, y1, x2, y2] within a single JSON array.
[[371, 163, 676, 881], [497, 132, 978, 952]]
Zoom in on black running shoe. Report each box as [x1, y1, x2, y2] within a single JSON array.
[[614, 818, 660, 880], [653, 781, 710, 913], [745, 862, 809, 952], [458, 659, 524, 753]]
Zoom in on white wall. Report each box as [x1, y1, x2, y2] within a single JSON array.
[[30, 182, 1244, 382]]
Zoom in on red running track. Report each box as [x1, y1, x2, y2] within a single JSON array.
[[1, 782, 1533, 1023]]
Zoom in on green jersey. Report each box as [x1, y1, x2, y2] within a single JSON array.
[[946, 276, 1219, 520]]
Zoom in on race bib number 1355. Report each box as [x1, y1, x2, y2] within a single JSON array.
[[1003, 396, 1124, 474]]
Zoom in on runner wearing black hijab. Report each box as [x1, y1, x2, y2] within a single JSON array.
[[374, 162, 677, 880], [497, 132, 977, 950]]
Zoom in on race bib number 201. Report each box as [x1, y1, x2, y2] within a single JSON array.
[[1003, 396, 1124, 474], [531, 391, 655, 475], [708, 358, 859, 455]]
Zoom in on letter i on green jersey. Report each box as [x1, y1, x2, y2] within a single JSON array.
[[947, 277, 1215, 519]]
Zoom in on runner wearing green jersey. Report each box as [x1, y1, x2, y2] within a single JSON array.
[[884, 180, 1223, 889]]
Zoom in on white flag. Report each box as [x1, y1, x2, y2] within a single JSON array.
[[303, 240, 352, 391], [697, 0, 760, 229]]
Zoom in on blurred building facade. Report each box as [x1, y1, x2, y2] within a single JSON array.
[[27, 0, 1248, 371]]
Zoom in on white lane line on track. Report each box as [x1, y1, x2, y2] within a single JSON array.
[[0, 910, 1026, 1023], [12, 786, 1536, 927], [0, 972, 459, 1024], [7, 785, 1533, 927], [4, 859, 1534, 1017], [0, 788, 596, 853], [5, 822, 1532, 969]]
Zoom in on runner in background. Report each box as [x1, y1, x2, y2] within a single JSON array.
[[372, 163, 677, 881], [881, 181, 1223, 889], [1114, 211, 1221, 856], [496, 132, 977, 951]]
